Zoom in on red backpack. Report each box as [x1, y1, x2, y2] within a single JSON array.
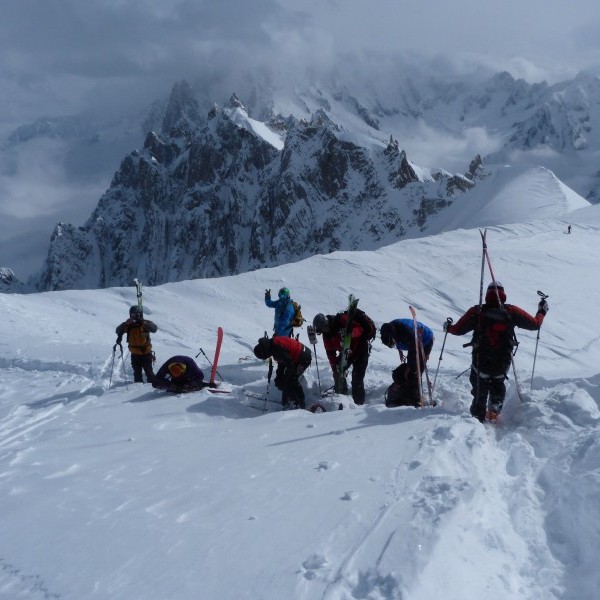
[[477, 307, 516, 356]]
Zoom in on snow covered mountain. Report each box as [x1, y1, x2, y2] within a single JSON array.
[[32, 85, 475, 291], [2, 182, 600, 598], [4, 68, 600, 291]]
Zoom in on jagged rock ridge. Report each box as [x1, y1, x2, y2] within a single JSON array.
[[35, 87, 472, 290]]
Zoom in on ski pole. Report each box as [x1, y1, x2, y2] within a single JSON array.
[[419, 336, 434, 406], [432, 318, 453, 396], [120, 348, 129, 390], [196, 347, 224, 381], [307, 325, 322, 395], [263, 358, 274, 412], [530, 290, 549, 389], [109, 345, 117, 389]]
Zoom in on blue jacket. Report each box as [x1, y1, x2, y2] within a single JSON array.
[[265, 294, 295, 337], [390, 319, 434, 351]]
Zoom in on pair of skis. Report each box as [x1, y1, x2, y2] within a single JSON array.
[[336, 294, 359, 394], [408, 305, 434, 407]]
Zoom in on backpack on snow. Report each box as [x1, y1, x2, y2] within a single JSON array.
[[385, 364, 417, 407], [291, 301, 305, 328]]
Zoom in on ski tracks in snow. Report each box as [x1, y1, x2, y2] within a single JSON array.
[[296, 416, 480, 600], [298, 410, 565, 600]]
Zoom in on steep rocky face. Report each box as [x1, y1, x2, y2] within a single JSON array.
[[34, 96, 470, 290]]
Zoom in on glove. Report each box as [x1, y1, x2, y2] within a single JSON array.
[[443, 317, 453, 332], [265, 289, 271, 297], [537, 299, 549, 315]]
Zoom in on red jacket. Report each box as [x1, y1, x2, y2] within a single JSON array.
[[448, 303, 544, 337], [448, 297, 545, 374], [271, 336, 304, 365], [322, 313, 366, 371]]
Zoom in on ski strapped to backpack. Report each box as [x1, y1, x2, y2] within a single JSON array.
[[134, 278, 143, 314], [336, 294, 359, 394]]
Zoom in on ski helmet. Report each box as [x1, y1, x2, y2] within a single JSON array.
[[380, 323, 396, 348], [278, 287, 290, 299], [312, 313, 330, 334], [253, 339, 272, 360], [168, 362, 187, 378], [129, 306, 143, 318], [485, 281, 506, 303]]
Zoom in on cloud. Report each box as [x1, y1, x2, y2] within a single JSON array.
[[1, 0, 600, 277]]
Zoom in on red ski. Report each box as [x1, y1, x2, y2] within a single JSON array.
[[210, 327, 224, 386], [408, 306, 424, 407]]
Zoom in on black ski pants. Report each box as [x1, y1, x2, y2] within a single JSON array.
[[131, 352, 155, 383], [349, 348, 369, 405], [275, 347, 311, 408], [469, 367, 506, 422]]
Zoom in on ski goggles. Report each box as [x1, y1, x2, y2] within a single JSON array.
[[168, 362, 187, 378]]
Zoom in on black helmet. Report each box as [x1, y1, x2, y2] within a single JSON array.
[[380, 323, 396, 348], [253, 338, 272, 360], [129, 306, 143, 318], [312, 313, 330, 334]]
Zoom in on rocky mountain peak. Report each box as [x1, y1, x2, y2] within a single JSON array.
[[161, 80, 204, 136]]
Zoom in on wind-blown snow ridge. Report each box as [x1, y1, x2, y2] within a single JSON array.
[[1, 208, 600, 599], [423, 165, 590, 235]]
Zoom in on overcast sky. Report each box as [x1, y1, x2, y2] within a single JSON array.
[[2, 0, 600, 125], [1, 0, 600, 278]]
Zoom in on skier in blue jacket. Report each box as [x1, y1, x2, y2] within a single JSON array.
[[380, 319, 435, 407], [264, 287, 296, 337]]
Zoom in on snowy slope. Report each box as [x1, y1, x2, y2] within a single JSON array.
[[1, 200, 600, 598], [421, 164, 590, 236]]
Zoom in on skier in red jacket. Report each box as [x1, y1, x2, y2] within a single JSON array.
[[446, 281, 548, 422], [253, 336, 312, 408], [312, 311, 373, 405]]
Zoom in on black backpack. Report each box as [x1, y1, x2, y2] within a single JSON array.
[[476, 307, 517, 356], [352, 308, 377, 341]]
